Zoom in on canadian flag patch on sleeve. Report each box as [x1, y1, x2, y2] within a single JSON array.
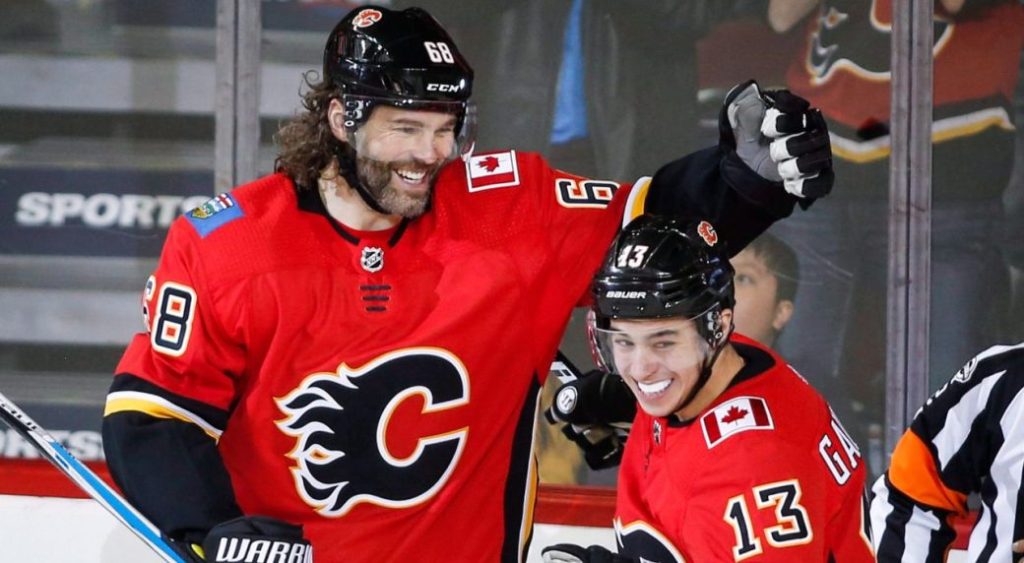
[[465, 150, 520, 192], [700, 396, 774, 449]]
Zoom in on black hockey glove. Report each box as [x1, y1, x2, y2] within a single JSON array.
[[184, 516, 313, 562], [720, 79, 834, 200], [542, 543, 638, 563], [544, 369, 637, 470]]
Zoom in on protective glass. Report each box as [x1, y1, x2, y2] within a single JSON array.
[[342, 94, 477, 160], [588, 316, 710, 379]]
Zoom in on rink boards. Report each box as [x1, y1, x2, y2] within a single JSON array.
[[0, 460, 971, 562]]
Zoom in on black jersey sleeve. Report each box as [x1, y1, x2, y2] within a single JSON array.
[[103, 374, 243, 544], [644, 145, 799, 257]]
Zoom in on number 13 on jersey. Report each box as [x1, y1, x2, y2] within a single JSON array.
[[724, 479, 812, 560]]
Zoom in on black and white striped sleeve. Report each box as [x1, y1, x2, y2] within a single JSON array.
[[870, 343, 1024, 562]]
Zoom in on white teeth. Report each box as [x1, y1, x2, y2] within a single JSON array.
[[396, 169, 426, 182], [638, 379, 671, 395]]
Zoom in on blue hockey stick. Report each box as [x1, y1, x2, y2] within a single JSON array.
[[0, 390, 188, 562]]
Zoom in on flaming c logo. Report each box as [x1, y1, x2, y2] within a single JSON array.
[[352, 9, 383, 28], [807, 1, 950, 84], [697, 220, 718, 246], [276, 348, 469, 517]]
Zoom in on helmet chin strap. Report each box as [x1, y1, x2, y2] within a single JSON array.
[[334, 142, 391, 215], [675, 320, 735, 415]]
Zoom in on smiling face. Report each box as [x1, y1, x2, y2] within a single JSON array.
[[604, 317, 710, 418], [330, 101, 458, 218]]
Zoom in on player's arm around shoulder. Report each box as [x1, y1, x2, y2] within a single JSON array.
[[458, 148, 639, 305], [446, 148, 629, 247], [509, 148, 637, 233], [639, 81, 834, 256]]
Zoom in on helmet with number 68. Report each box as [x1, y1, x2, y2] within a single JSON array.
[[322, 5, 476, 156]]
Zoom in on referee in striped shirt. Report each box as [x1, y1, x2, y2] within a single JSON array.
[[871, 343, 1024, 561]]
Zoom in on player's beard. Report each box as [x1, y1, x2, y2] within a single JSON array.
[[356, 155, 444, 218]]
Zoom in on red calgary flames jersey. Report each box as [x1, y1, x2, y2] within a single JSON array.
[[785, 0, 1024, 164], [112, 150, 649, 562], [615, 335, 874, 562]]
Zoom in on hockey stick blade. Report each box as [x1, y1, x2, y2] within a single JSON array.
[[0, 390, 187, 562]]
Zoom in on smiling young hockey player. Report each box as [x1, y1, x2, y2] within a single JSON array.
[[544, 215, 874, 562]]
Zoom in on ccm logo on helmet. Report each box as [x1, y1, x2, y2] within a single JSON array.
[[606, 291, 647, 299], [352, 9, 383, 28], [427, 83, 461, 93], [697, 220, 718, 246]]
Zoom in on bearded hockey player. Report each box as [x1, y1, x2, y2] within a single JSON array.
[[543, 215, 873, 562], [101, 4, 835, 562]]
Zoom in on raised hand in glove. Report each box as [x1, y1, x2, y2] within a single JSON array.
[[183, 515, 313, 562], [542, 543, 638, 563], [545, 369, 637, 470], [720, 79, 834, 199]]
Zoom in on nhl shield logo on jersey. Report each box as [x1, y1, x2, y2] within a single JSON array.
[[953, 356, 980, 384], [361, 246, 384, 273], [275, 348, 469, 517]]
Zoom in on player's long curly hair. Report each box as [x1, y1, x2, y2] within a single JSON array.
[[274, 72, 346, 190]]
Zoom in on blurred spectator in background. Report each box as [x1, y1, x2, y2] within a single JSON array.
[[763, 0, 1024, 461], [1003, 47, 1024, 343], [404, 0, 769, 181], [730, 232, 799, 348], [694, 12, 803, 146]]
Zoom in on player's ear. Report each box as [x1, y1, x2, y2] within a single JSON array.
[[772, 300, 794, 331], [327, 98, 349, 143]]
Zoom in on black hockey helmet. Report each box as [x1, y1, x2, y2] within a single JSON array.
[[592, 215, 734, 326], [589, 215, 735, 407], [323, 5, 476, 155]]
